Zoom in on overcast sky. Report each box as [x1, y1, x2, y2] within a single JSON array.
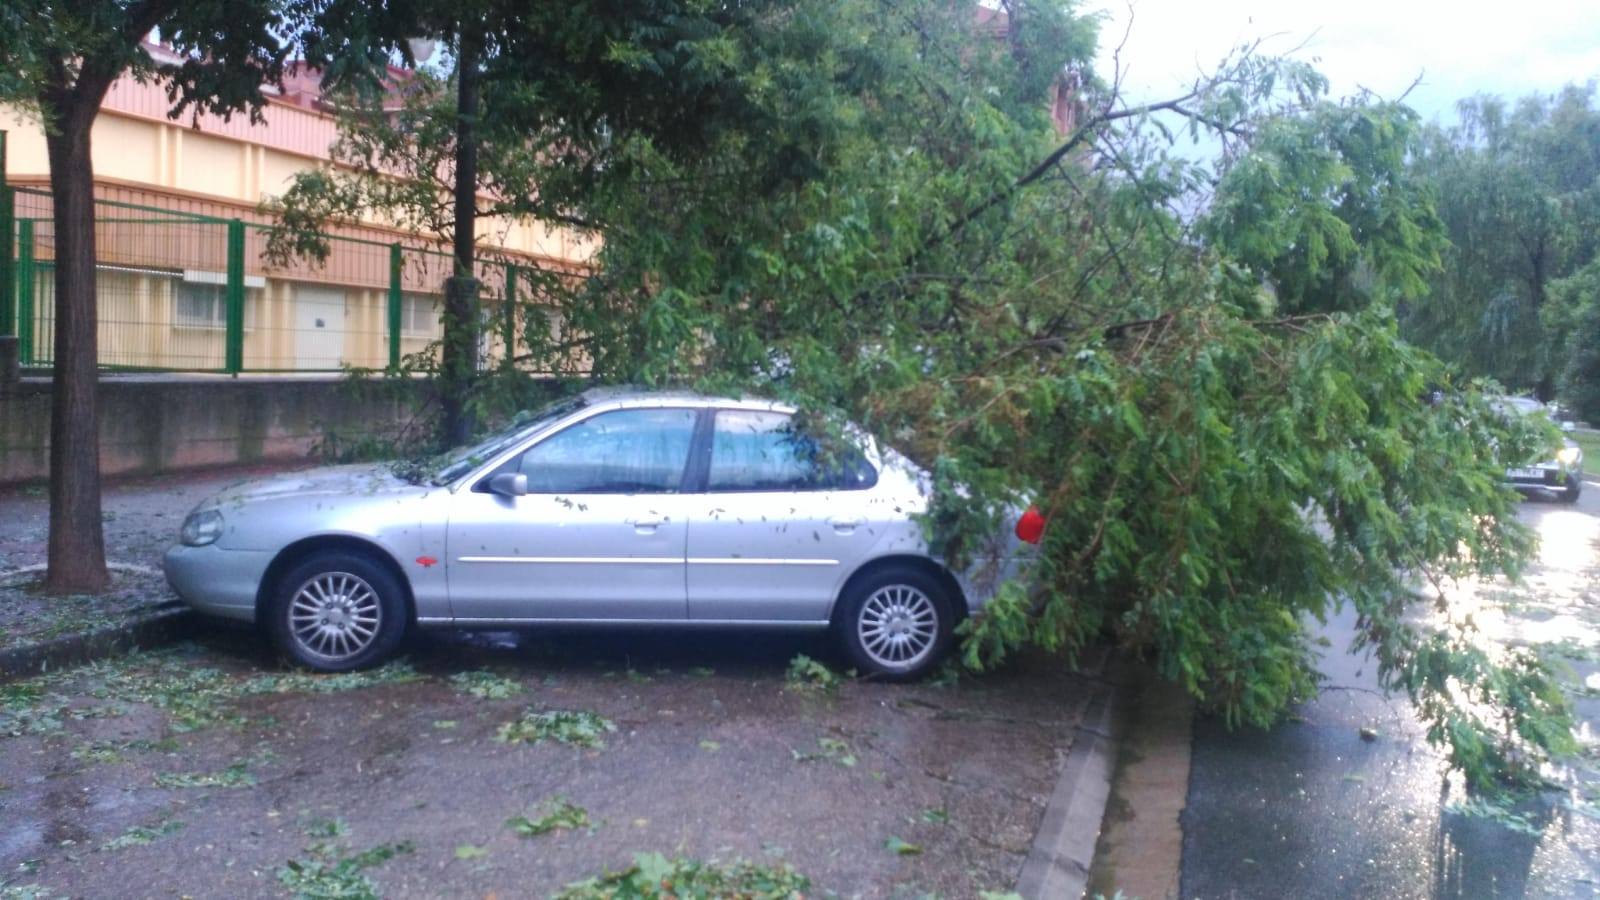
[[1082, 0, 1600, 123]]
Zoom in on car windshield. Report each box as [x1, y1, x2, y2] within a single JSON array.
[[427, 398, 583, 485], [1494, 397, 1548, 418]]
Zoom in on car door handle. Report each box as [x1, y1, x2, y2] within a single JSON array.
[[634, 517, 663, 533], [829, 517, 863, 533]]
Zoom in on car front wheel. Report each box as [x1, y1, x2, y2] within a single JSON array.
[[267, 551, 408, 672], [1560, 474, 1583, 504], [836, 565, 956, 680]]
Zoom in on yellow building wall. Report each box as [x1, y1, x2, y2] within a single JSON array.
[[5, 96, 589, 373]]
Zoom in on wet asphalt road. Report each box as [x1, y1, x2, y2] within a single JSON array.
[[1182, 481, 1600, 899]]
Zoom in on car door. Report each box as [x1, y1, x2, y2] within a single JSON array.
[[445, 406, 700, 621], [685, 408, 882, 622]]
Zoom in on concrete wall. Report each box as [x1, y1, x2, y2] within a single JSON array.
[[0, 376, 426, 485]]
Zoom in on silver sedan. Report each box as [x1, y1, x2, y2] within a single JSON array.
[[164, 390, 1034, 679]]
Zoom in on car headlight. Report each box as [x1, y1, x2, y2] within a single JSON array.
[[180, 509, 224, 547], [1557, 446, 1583, 467]]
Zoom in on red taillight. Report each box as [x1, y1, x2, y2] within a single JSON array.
[[1015, 506, 1046, 544]]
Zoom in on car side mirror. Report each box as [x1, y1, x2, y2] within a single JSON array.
[[488, 472, 528, 497], [1562, 421, 1577, 433]]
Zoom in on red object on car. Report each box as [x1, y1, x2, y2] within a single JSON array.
[[1015, 506, 1046, 544]]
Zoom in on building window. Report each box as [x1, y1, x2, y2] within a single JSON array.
[[173, 274, 259, 330], [174, 282, 228, 329], [402, 293, 441, 338]]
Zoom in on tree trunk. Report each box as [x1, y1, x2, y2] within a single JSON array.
[[439, 27, 482, 449], [43, 110, 109, 594]]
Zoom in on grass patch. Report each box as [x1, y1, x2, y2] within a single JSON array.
[[1569, 428, 1600, 462], [554, 853, 808, 899], [496, 710, 616, 749], [507, 797, 591, 837]]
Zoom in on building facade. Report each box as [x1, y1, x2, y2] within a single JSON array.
[[1, 44, 591, 373]]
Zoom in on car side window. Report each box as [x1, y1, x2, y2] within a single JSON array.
[[707, 410, 877, 492], [516, 408, 698, 494]]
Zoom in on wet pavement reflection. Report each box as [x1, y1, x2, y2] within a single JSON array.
[[1182, 482, 1600, 898]]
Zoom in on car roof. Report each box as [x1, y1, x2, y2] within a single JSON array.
[[577, 386, 793, 413]]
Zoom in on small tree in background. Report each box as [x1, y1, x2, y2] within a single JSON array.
[[267, 0, 814, 448], [1402, 86, 1600, 399], [0, 0, 410, 593]]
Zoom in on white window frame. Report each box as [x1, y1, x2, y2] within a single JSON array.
[[172, 270, 264, 331], [401, 292, 442, 338]]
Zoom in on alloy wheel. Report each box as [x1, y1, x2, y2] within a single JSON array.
[[856, 584, 939, 669], [288, 571, 382, 663]]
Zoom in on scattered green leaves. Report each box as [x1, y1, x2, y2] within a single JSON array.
[[448, 670, 524, 700], [884, 836, 922, 856], [496, 709, 616, 749], [507, 798, 591, 838], [278, 838, 414, 900], [791, 736, 857, 768], [102, 819, 185, 851], [154, 760, 256, 789], [1446, 794, 1544, 836], [785, 655, 843, 695], [554, 853, 808, 899]]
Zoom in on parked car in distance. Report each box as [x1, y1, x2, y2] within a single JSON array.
[[164, 390, 1036, 679], [1494, 396, 1584, 503]]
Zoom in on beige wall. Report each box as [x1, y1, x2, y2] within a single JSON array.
[[20, 266, 518, 371], [1, 102, 595, 265], [4, 89, 578, 373]]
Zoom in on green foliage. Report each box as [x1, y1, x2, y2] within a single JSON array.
[[553, 853, 808, 899], [791, 736, 857, 768], [505, 0, 1570, 786], [448, 670, 525, 700], [101, 819, 185, 851], [883, 836, 922, 856], [1446, 794, 1544, 836], [278, 838, 415, 900], [0, 651, 422, 743], [1401, 85, 1600, 399], [154, 759, 258, 789], [783, 654, 844, 694], [506, 797, 591, 837], [251, 0, 1577, 788], [496, 709, 617, 749], [1550, 258, 1600, 422]]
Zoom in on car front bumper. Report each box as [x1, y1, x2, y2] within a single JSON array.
[[1504, 465, 1580, 494], [163, 544, 276, 623]]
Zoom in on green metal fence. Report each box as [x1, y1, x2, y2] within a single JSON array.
[[0, 183, 528, 375]]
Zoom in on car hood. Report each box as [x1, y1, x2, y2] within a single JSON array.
[[208, 463, 423, 507]]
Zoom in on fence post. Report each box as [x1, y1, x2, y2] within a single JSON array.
[[388, 243, 402, 371], [0, 130, 12, 339], [16, 218, 33, 364], [502, 261, 517, 368], [225, 219, 244, 375]]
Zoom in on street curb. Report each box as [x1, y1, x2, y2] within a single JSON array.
[[1015, 648, 1129, 900], [0, 603, 199, 683]]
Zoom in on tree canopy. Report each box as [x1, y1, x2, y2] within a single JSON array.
[[1401, 85, 1600, 407], [273, 0, 1573, 786]]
